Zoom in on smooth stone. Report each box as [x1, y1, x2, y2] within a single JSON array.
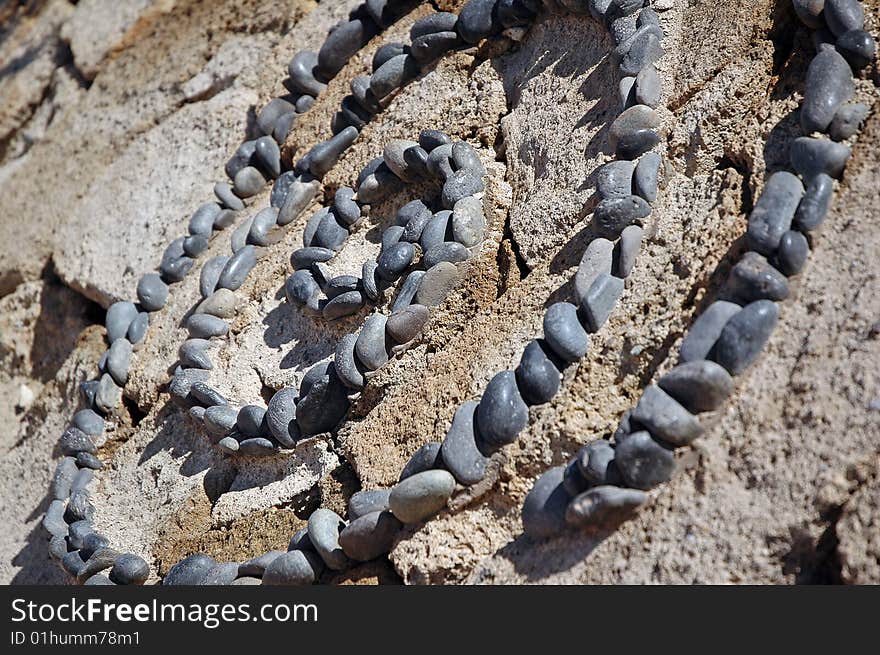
[[399, 442, 444, 481], [62, 551, 87, 577], [291, 247, 334, 271], [515, 339, 562, 405], [199, 255, 228, 298], [802, 46, 854, 134], [203, 405, 238, 436], [411, 31, 460, 66], [790, 136, 851, 181], [339, 511, 402, 562], [308, 508, 349, 570], [168, 368, 209, 407], [190, 381, 227, 407], [257, 98, 295, 136], [384, 139, 421, 182], [332, 186, 360, 226], [288, 50, 326, 97], [285, 269, 320, 309], [574, 237, 614, 301], [163, 553, 216, 585], [710, 299, 779, 375], [189, 405, 206, 423], [776, 230, 810, 276], [370, 53, 419, 99], [579, 273, 624, 332], [593, 195, 651, 238], [362, 259, 380, 301], [679, 300, 742, 363], [390, 271, 425, 312], [377, 241, 414, 281], [824, 0, 864, 37], [631, 384, 703, 447], [792, 0, 824, 28], [217, 436, 239, 454], [214, 181, 245, 210], [217, 245, 257, 291], [179, 338, 213, 370], [543, 302, 589, 363], [596, 160, 635, 199], [614, 430, 676, 490], [618, 29, 663, 77], [440, 401, 488, 485], [50, 457, 78, 500], [403, 144, 430, 178], [159, 238, 194, 283], [387, 304, 429, 344], [371, 42, 406, 72], [318, 18, 374, 78], [48, 534, 68, 560], [423, 241, 470, 269], [366, 0, 408, 27], [186, 313, 229, 339], [105, 301, 137, 343], [610, 12, 637, 42], [270, 171, 297, 208], [213, 208, 236, 230], [565, 485, 648, 528], [188, 202, 220, 237], [616, 224, 643, 277], [521, 465, 569, 539], [226, 140, 256, 179], [238, 551, 284, 577], [43, 499, 68, 536], [635, 64, 661, 107], [136, 273, 168, 312], [355, 313, 390, 371], [106, 338, 131, 385], [238, 437, 277, 456], [790, 171, 831, 231], [266, 388, 299, 448], [71, 468, 94, 494], [609, 105, 661, 159], [334, 334, 365, 391], [411, 12, 459, 40], [476, 370, 529, 449], [829, 102, 869, 141], [563, 455, 592, 497], [389, 470, 455, 523], [401, 210, 432, 243], [747, 171, 804, 256], [420, 210, 452, 251], [576, 439, 617, 485], [351, 75, 380, 113], [197, 288, 239, 318], [426, 143, 455, 179], [262, 550, 321, 585], [348, 490, 392, 521], [95, 374, 122, 413], [633, 151, 661, 202], [81, 532, 110, 559], [248, 207, 280, 246], [836, 29, 875, 70], [441, 169, 484, 208], [73, 410, 104, 437], [309, 127, 359, 178], [108, 553, 149, 585], [233, 166, 265, 198], [396, 199, 431, 226], [724, 251, 790, 303], [382, 225, 405, 251], [658, 360, 734, 414], [126, 311, 149, 345], [419, 129, 452, 152], [295, 363, 350, 435], [322, 290, 366, 320], [452, 140, 485, 175], [451, 195, 485, 247], [182, 234, 209, 258], [278, 175, 320, 226], [457, 0, 498, 44]]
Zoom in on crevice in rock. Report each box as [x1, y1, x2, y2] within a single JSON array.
[[717, 153, 753, 218], [785, 509, 844, 584]]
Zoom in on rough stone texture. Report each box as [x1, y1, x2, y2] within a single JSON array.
[[1, 1, 879, 587]]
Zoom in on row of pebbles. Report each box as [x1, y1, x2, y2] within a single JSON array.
[[521, 0, 876, 539], [39, 0, 427, 584], [158, 0, 672, 585]]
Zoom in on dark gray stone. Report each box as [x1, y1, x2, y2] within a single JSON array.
[[476, 370, 529, 449], [521, 465, 569, 539], [802, 46, 854, 134], [76, 452, 103, 470], [325, 275, 361, 300], [136, 273, 168, 312], [238, 437, 277, 456], [288, 50, 326, 97], [575, 238, 614, 301], [67, 519, 93, 550], [108, 553, 150, 585], [307, 508, 349, 570], [278, 175, 320, 226], [416, 261, 458, 306], [370, 53, 419, 99], [543, 302, 589, 363], [401, 207, 432, 243], [403, 144, 430, 178], [377, 241, 414, 281], [515, 339, 562, 406], [576, 439, 617, 485], [236, 405, 267, 437], [633, 151, 660, 202], [217, 245, 257, 291], [332, 186, 360, 226], [614, 430, 676, 490], [73, 409, 104, 437], [457, 0, 498, 44], [322, 290, 366, 320], [793, 0, 824, 28], [616, 29, 663, 77], [382, 225, 405, 251], [710, 299, 778, 375], [747, 171, 804, 256], [159, 238, 194, 283], [412, 31, 460, 66], [186, 313, 229, 339], [411, 12, 459, 40], [593, 195, 651, 238], [226, 140, 256, 180], [355, 313, 390, 371], [423, 241, 470, 269], [257, 98, 295, 137], [217, 436, 239, 454], [441, 169, 484, 208], [105, 301, 137, 343], [203, 405, 237, 437], [270, 171, 297, 208], [163, 553, 216, 585], [42, 499, 68, 536], [182, 234, 209, 258], [829, 102, 869, 141], [214, 181, 245, 210], [836, 29, 876, 69], [348, 490, 392, 521], [266, 388, 299, 448], [106, 338, 131, 385], [579, 273, 625, 332], [386, 304, 429, 344], [95, 373, 121, 413], [335, 333, 366, 390], [597, 160, 634, 200], [427, 143, 455, 179], [188, 202, 220, 237], [213, 208, 236, 230], [318, 18, 375, 78], [351, 75, 380, 114], [658, 359, 734, 414], [399, 441, 444, 481], [285, 269, 321, 311], [125, 312, 148, 346], [440, 401, 488, 485], [775, 230, 810, 276], [62, 550, 87, 577], [60, 426, 96, 456], [419, 129, 452, 152], [238, 551, 284, 577], [179, 338, 213, 370], [631, 384, 703, 446], [248, 206, 281, 246], [389, 470, 455, 523], [384, 138, 421, 182], [199, 255, 228, 298], [565, 485, 648, 528], [77, 547, 121, 582], [452, 141, 485, 175], [391, 271, 425, 312], [309, 126, 359, 179], [679, 300, 741, 363], [295, 363, 350, 435], [616, 224, 643, 278], [339, 510, 402, 562], [790, 136, 851, 181], [724, 251, 789, 303], [50, 457, 78, 500], [371, 42, 407, 72], [362, 258, 380, 301], [233, 166, 265, 198], [420, 211, 452, 251], [824, 0, 864, 37], [262, 550, 322, 585], [291, 247, 335, 270], [635, 64, 661, 108]]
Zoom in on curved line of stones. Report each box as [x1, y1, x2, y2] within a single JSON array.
[[520, 0, 875, 539]]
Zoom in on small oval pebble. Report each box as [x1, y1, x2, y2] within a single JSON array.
[[389, 470, 455, 523], [348, 489, 392, 521], [355, 313, 390, 371], [163, 553, 216, 585], [631, 384, 703, 447], [801, 46, 854, 134], [441, 401, 488, 485], [521, 466, 569, 539], [657, 360, 733, 413], [307, 508, 349, 570], [515, 339, 562, 405], [136, 273, 168, 312], [614, 430, 676, 490], [710, 299, 778, 375], [679, 300, 742, 363], [186, 313, 228, 339], [476, 370, 529, 449], [387, 304, 429, 344], [266, 388, 299, 447], [339, 510, 402, 561], [399, 442, 444, 481], [565, 485, 648, 528], [262, 550, 321, 585], [543, 302, 589, 362]]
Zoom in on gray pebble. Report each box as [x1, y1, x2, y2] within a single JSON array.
[[77, 547, 120, 582], [391, 270, 425, 311], [724, 251, 789, 303], [824, 0, 864, 37], [217, 245, 257, 291], [596, 160, 634, 200], [65, 489, 95, 523], [679, 300, 741, 363], [186, 313, 228, 339], [457, 0, 498, 44], [416, 261, 459, 306], [288, 527, 314, 552], [616, 28, 663, 77], [348, 489, 391, 521], [377, 241, 414, 281], [285, 269, 320, 310], [402, 210, 433, 243], [202, 562, 240, 585], [382, 225, 405, 251], [521, 465, 569, 539], [238, 551, 284, 577], [48, 534, 68, 560], [543, 302, 589, 362], [339, 510, 402, 562], [451, 195, 485, 247], [350, 75, 380, 114], [295, 362, 350, 435], [159, 238, 194, 283], [188, 202, 220, 237], [576, 439, 617, 485], [427, 143, 455, 179], [371, 53, 419, 100], [76, 452, 103, 470], [792, 0, 824, 28], [412, 31, 461, 66], [312, 213, 349, 252], [614, 430, 676, 490], [136, 273, 168, 312], [310, 126, 359, 179], [323, 290, 365, 321], [248, 206, 280, 246], [318, 18, 374, 78], [189, 406, 206, 423], [226, 140, 257, 180], [579, 273, 624, 332], [384, 139, 421, 182], [183, 234, 209, 258], [355, 313, 390, 371], [80, 532, 109, 560], [419, 128, 452, 152], [179, 338, 213, 370], [270, 171, 297, 208], [214, 182, 245, 210], [109, 553, 150, 585], [441, 401, 489, 485], [168, 368, 208, 407], [420, 210, 452, 251], [424, 241, 470, 269], [68, 520, 94, 549], [62, 551, 87, 577], [71, 467, 94, 494], [164, 553, 216, 585], [404, 145, 430, 178], [278, 175, 320, 226], [238, 437, 277, 456], [291, 247, 335, 270], [836, 29, 875, 70], [515, 339, 562, 406], [190, 382, 228, 407], [308, 508, 349, 570], [609, 104, 660, 159], [775, 230, 810, 276], [200, 255, 229, 298], [332, 186, 360, 226], [126, 311, 149, 345], [616, 224, 643, 277], [411, 12, 459, 40], [635, 64, 661, 107], [257, 98, 295, 136], [288, 51, 326, 97], [633, 151, 661, 202], [574, 237, 614, 301], [372, 41, 407, 71], [266, 388, 299, 447], [362, 258, 380, 301], [42, 499, 68, 536], [790, 136, 851, 181], [565, 485, 648, 528], [105, 301, 137, 343], [262, 550, 322, 585], [829, 102, 869, 141], [233, 166, 265, 198], [476, 370, 529, 449], [441, 169, 484, 208], [386, 304, 429, 344], [389, 469, 456, 523], [95, 373, 121, 413], [217, 436, 240, 454], [593, 195, 651, 238], [802, 46, 854, 134], [106, 338, 132, 386], [658, 359, 733, 414], [452, 141, 485, 176], [610, 13, 637, 43], [73, 409, 104, 437], [631, 384, 703, 446], [50, 457, 78, 500], [204, 405, 238, 437], [710, 299, 778, 375], [747, 171, 804, 256], [213, 208, 236, 230], [399, 442, 444, 481]]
